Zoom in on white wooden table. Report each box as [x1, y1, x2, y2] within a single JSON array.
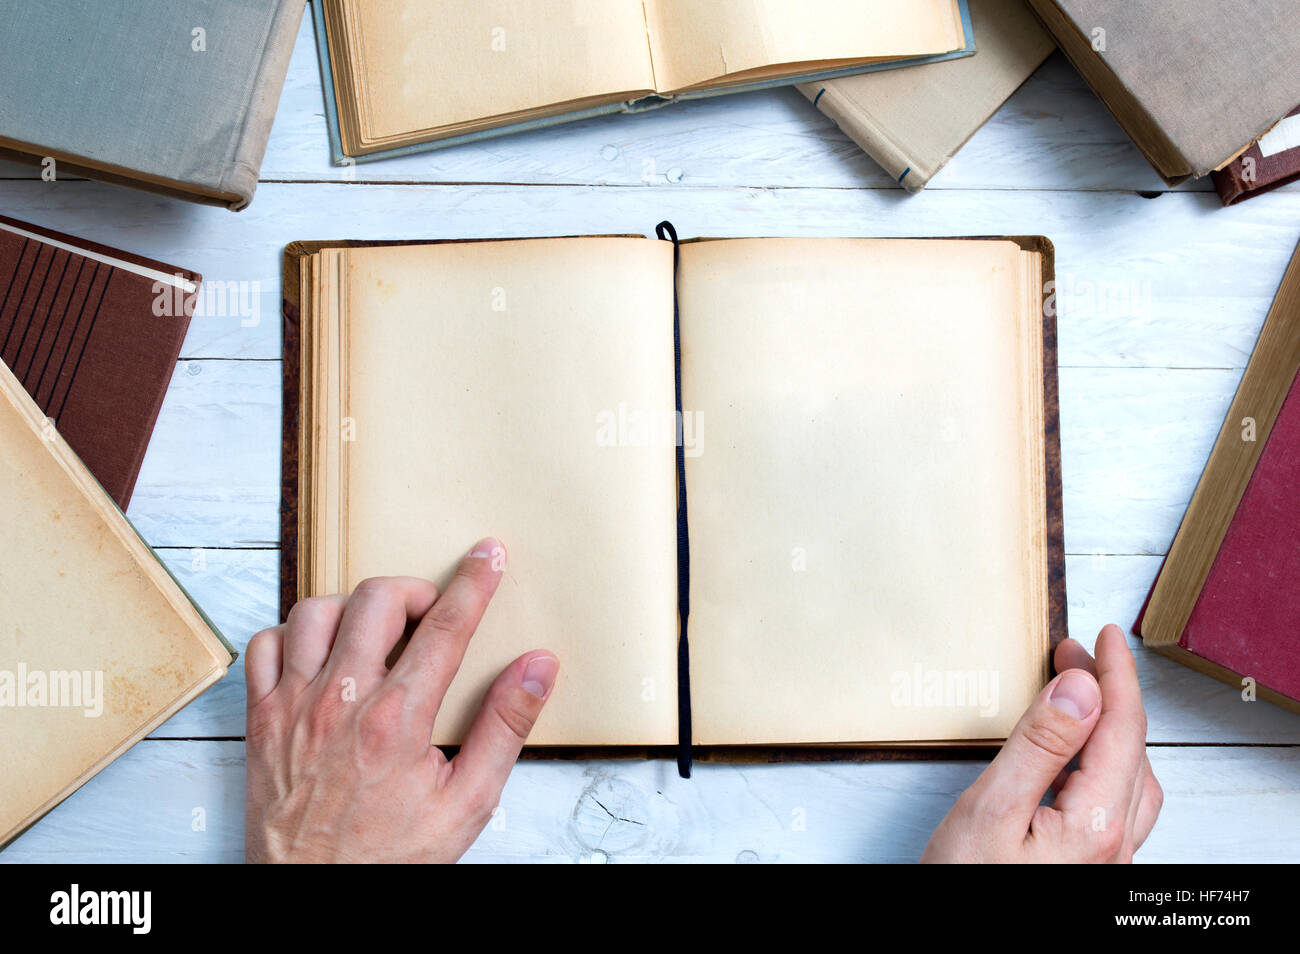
[[3, 7, 1299, 863]]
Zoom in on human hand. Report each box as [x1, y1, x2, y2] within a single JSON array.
[[243, 538, 558, 863], [922, 624, 1161, 863]]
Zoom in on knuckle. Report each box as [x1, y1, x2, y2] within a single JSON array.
[[1093, 823, 1124, 859], [491, 696, 538, 741], [286, 596, 335, 629], [423, 599, 468, 636], [356, 686, 410, 747], [353, 577, 394, 600], [1020, 717, 1078, 762]]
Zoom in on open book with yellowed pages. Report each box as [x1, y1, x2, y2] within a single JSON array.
[[282, 232, 1065, 769], [0, 362, 234, 848], [316, 0, 976, 162]]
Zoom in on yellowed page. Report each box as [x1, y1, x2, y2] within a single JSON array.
[[0, 364, 230, 845], [646, 0, 965, 92], [344, 0, 658, 143], [678, 238, 1046, 745], [339, 239, 678, 746]]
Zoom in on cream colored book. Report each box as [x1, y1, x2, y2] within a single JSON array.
[[798, 0, 1055, 192], [317, 0, 972, 159], [283, 233, 1065, 758], [0, 362, 234, 847]]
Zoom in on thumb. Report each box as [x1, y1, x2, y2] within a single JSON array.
[[964, 668, 1101, 831], [447, 651, 559, 805]]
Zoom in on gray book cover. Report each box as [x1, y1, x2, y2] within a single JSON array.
[[0, 0, 304, 210]]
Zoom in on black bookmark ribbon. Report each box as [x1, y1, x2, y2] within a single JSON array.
[[656, 220, 692, 779]]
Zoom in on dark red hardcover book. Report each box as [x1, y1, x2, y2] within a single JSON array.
[[1135, 240, 1300, 712], [0, 216, 200, 510], [1213, 106, 1300, 206]]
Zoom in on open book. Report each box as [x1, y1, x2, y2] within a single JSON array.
[[282, 232, 1064, 761], [316, 0, 974, 161], [0, 362, 233, 848]]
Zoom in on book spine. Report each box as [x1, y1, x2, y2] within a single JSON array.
[[805, 85, 928, 193], [222, 0, 306, 210]]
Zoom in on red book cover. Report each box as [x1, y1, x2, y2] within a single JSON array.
[[1177, 369, 1300, 699], [0, 216, 200, 510]]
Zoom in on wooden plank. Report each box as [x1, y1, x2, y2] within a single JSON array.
[[3, 741, 1294, 862], [0, 181, 1293, 365]]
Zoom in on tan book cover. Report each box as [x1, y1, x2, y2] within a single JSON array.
[[0, 361, 234, 848], [1026, 0, 1300, 184], [799, 0, 1055, 192]]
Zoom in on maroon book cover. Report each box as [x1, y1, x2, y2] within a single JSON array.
[[1213, 106, 1300, 206], [1176, 369, 1300, 699], [0, 216, 200, 510]]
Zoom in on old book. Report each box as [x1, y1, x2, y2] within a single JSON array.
[[315, 0, 977, 162], [1135, 240, 1300, 715], [798, 0, 1055, 192], [0, 360, 234, 848], [0, 0, 305, 210], [282, 232, 1065, 762], [1026, 0, 1300, 185], [0, 216, 200, 510], [1213, 107, 1300, 206]]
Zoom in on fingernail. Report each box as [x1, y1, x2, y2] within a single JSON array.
[[469, 537, 506, 571], [1049, 670, 1100, 721], [520, 654, 559, 699]]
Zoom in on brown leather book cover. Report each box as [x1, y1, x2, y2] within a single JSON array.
[[280, 236, 1063, 763], [0, 216, 200, 510], [1213, 106, 1300, 206]]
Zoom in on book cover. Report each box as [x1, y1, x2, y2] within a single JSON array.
[[1027, 0, 1300, 184], [1213, 107, 1300, 206], [0, 357, 234, 849], [798, 0, 1055, 192], [1135, 239, 1300, 713], [0, 0, 304, 210], [0, 216, 200, 511]]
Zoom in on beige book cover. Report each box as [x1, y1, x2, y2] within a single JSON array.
[[799, 0, 1055, 192], [0, 361, 234, 848]]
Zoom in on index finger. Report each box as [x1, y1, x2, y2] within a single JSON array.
[[385, 538, 507, 727]]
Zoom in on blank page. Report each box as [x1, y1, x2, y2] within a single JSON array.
[[678, 238, 1047, 745], [337, 239, 679, 746]]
